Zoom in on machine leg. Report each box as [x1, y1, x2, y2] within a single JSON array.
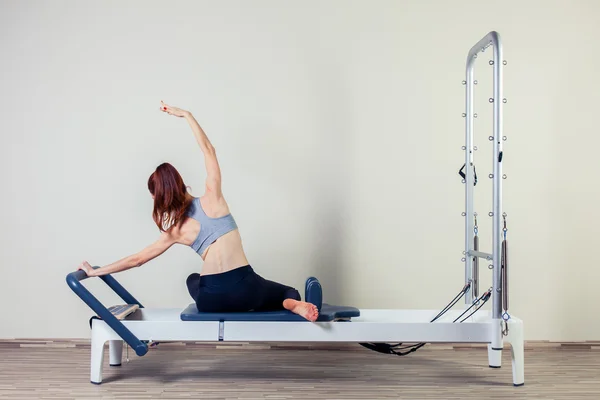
[[109, 340, 123, 367], [488, 344, 502, 368], [488, 317, 503, 368], [505, 319, 525, 386], [90, 324, 107, 384]]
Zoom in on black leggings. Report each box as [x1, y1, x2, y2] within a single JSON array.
[[186, 265, 301, 313]]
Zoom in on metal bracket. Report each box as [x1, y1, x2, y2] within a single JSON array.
[[218, 321, 225, 341], [467, 250, 493, 261]]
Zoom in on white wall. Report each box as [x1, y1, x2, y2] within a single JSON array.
[[1, 0, 599, 341]]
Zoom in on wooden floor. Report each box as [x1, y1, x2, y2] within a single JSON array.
[[0, 341, 599, 399]]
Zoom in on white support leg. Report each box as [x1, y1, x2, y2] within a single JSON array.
[[505, 318, 525, 387], [488, 317, 503, 368], [90, 322, 108, 384], [487, 344, 502, 368], [109, 340, 123, 367]]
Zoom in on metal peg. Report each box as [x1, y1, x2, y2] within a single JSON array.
[[474, 113, 478, 118], [503, 136, 507, 141], [502, 174, 507, 179], [462, 146, 466, 150], [489, 136, 494, 141], [461, 179, 466, 183], [488, 212, 494, 217], [461, 258, 466, 262], [462, 113, 466, 117], [462, 212, 466, 216], [462, 80, 466, 85], [489, 98, 494, 103], [474, 146, 478, 151], [489, 60, 494, 65], [489, 173, 494, 179], [462, 251, 466, 255], [503, 98, 507, 103], [488, 264, 493, 270], [503, 60, 507, 65], [474, 80, 478, 85]]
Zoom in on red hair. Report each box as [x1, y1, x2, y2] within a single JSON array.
[[147, 163, 192, 232]]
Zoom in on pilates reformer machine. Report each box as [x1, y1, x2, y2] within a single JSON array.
[[66, 31, 524, 386]]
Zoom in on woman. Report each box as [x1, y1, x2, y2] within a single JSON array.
[[77, 101, 319, 322]]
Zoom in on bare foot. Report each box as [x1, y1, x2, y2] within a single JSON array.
[[283, 299, 319, 322]]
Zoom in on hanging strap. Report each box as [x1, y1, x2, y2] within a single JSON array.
[[359, 284, 471, 357], [501, 214, 510, 336], [501, 214, 509, 314], [359, 287, 491, 357], [459, 164, 478, 185], [502, 239, 508, 312], [473, 215, 479, 299], [359, 342, 426, 356]]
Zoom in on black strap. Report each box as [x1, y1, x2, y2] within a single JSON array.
[[359, 284, 472, 358], [89, 316, 101, 329], [359, 342, 426, 356], [459, 164, 478, 186]]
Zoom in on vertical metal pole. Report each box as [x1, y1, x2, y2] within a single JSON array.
[[491, 32, 504, 331], [464, 32, 504, 351], [464, 61, 475, 305]]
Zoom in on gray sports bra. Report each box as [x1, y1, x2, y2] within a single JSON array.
[[186, 197, 238, 255]]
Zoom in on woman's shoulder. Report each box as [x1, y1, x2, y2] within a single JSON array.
[[199, 194, 231, 218], [185, 196, 199, 213]]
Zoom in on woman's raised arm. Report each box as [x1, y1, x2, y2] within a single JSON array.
[[161, 101, 222, 197]]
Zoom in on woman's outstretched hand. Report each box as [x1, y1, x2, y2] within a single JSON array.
[[77, 260, 95, 276], [160, 100, 189, 118]]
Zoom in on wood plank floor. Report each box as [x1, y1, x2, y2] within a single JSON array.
[[0, 341, 599, 399]]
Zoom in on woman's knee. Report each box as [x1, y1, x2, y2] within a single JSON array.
[[284, 288, 301, 301], [186, 273, 201, 301]]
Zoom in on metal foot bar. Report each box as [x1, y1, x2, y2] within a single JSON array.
[[66, 268, 148, 356]]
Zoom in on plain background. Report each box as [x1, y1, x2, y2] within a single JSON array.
[[1, 0, 598, 341]]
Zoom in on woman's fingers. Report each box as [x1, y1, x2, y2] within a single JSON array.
[[160, 101, 182, 116]]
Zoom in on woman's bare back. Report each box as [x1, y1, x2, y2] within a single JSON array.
[[174, 195, 249, 275]]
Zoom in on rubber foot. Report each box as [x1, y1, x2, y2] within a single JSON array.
[[489, 365, 501, 369], [110, 363, 121, 367], [91, 381, 102, 385], [514, 383, 525, 387]]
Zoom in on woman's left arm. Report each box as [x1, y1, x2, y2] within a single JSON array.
[[78, 232, 177, 277]]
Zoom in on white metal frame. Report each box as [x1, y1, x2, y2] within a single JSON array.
[[91, 308, 524, 385], [87, 31, 524, 386]]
